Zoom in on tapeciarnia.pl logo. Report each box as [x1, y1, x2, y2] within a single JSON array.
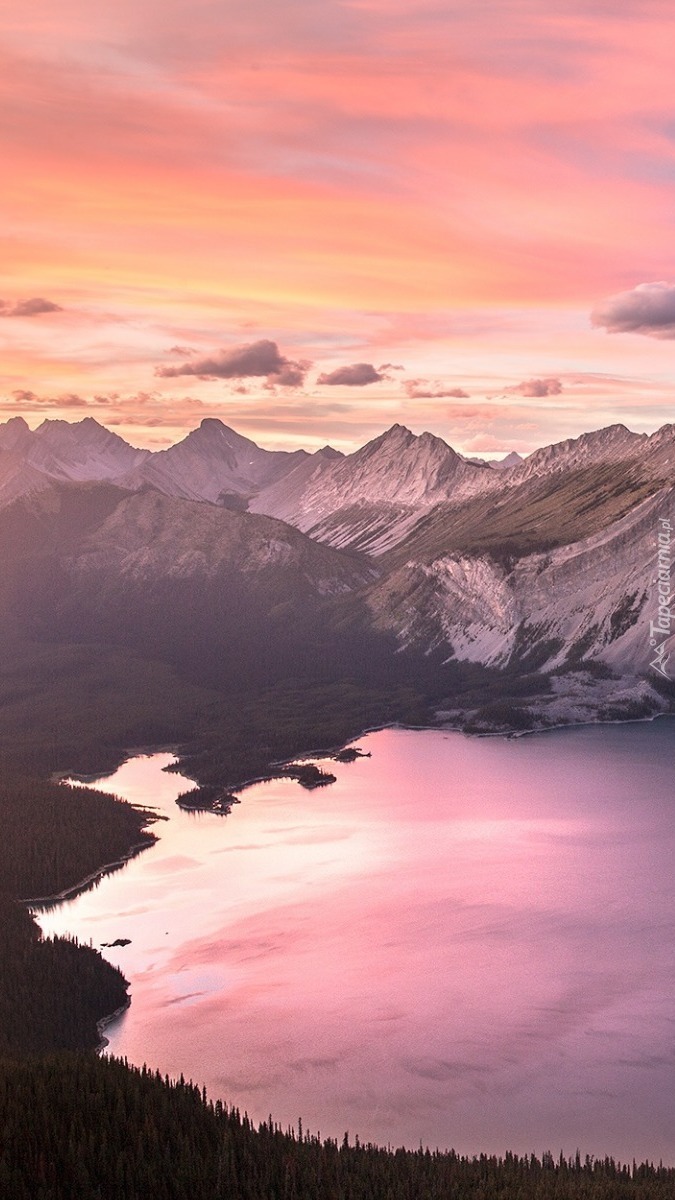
[[649, 517, 672, 680]]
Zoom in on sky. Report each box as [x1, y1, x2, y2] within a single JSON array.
[[2, 0, 675, 456]]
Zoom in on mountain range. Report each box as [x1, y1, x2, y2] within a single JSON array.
[[1, 413, 673, 731]]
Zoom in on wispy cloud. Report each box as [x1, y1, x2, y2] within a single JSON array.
[[405, 380, 470, 399], [506, 378, 563, 397], [8, 388, 86, 409]]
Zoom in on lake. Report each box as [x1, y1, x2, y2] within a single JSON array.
[[37, 721, 675, 1164]]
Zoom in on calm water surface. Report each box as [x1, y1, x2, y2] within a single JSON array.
[[38, 723, 675, 1163]]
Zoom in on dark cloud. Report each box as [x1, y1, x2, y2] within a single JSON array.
[[0, 297, 63, 317], [591, 281, 675, 338], [507, 377, 562, 397], [156, 338, 308, 386], [265, 360, 308, 388], [317, 362, 384, 386], [405, 380, 470, 399]]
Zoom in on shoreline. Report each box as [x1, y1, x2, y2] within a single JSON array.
[[49, 705, 675, 809], [96, 998, 131, 1052], [230, 708, 675, 794], [461, 706, 675, 742], [29, 705, 675, 905], [22, 834, 157, 907]]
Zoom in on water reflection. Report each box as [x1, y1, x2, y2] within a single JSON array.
[[38, 724, 675, 1163]]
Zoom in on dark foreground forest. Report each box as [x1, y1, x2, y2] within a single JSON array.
[[1, 1054, 674, 1200]]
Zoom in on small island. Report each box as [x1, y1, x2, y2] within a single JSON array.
[[176, 786, 240, 814], [332, 746, 371, 763], [277, 763, 337, 789]]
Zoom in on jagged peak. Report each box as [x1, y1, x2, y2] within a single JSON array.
[[647, 422, 675, 443], [0, 414, 33, 453], [33, 416, 136, 447], [36, 416, 102, 430], [375, 423, 415, 443], [356, 423, 457, 461], [197, 417, 234, 436], [522, 423, 643, 472], [499, 451, 524, 468], [194, 417, 247, 442], [163, 418, 256, 458]]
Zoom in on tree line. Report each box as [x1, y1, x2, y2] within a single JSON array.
[[1, 1054, 674, 1200]]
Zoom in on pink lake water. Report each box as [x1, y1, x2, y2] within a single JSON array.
[[37, 723, 675, 1163]]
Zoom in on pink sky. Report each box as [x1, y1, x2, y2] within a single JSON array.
[[2, 0, 675, 455]]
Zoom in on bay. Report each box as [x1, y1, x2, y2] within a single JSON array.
[[37, 721, 675, 1163]]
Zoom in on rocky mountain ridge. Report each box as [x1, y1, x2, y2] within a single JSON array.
[[1, 414, 673, 729]]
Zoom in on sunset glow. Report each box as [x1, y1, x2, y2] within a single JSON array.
[[2, 0, 675, 453]]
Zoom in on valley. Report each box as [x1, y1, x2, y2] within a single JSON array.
[[0, 413, 673, 1194]]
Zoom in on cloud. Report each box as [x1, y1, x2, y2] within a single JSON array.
[[405, 380, 470, 399], [0, 297, 63, 317], [317, 363, 385, 386], [9, 388, 85, 408], [591, 282, 675, 338], [507, 377, 562, 397], [57, 393, 88, 408], [156, 339, 308, 386], [3, 389, 208, 426], [264, 361, 307, 388], [11, 389, 40, 404]]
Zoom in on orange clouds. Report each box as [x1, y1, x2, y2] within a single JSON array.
[[2, 0, 675, 447]]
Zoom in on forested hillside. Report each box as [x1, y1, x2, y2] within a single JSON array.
[[0, 898, 129, 1055], [2, 1054, 675, 1200]]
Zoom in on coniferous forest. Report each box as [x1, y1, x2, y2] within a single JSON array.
[[2, 1053, 675, 1200]]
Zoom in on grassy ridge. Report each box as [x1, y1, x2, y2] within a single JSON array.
[[383, 463, 661, 567]]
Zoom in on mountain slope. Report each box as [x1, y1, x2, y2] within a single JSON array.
[[252, 424, 499, 552], [0, 415, 673, 731], [119, 418, 308, 504], [381, 460, 663, 567], [366, 486, 672, 728], [512, 423, 644, 482], [26, 417, 149, 481], [0, 417, 148, 507], [0, 482, 376, 691]]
